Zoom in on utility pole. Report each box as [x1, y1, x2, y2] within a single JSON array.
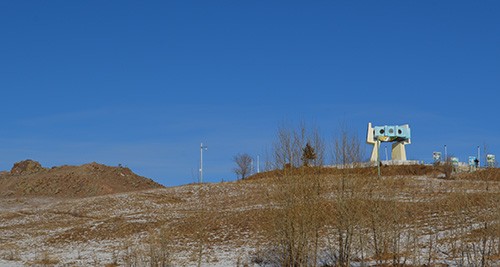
[[477, 145, 480, 168], [199, 143, 207, 183], [257, 155, 260, 173], [250, 158, 254, 175], [377, 140, 381, 178]]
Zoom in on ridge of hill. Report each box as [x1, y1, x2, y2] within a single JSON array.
[[245, 164, 438, 180], [0, 159, 163, 198]]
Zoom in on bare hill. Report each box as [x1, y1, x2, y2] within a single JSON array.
[[0, 166, 498, 266], [0, 160, 163, 198]]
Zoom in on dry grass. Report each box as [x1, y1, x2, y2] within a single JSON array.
[[31, 250, 60, 266], [0, 166, 499, 266], [247, 165, 436, 180], [457, 167, 500, 182]]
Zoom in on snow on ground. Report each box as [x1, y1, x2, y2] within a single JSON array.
[[0, 173, 498, 266], [0, 259, 23, 267]]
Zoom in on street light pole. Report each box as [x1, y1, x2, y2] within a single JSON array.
[[250, 158, 254, 175], [377, 140, 381, 178], [257, 155, 260, 173], [199, 143, 208, 183], [477, 145, 480, 168]]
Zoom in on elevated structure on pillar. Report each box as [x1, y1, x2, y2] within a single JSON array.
[[367, 122, 411, 162]]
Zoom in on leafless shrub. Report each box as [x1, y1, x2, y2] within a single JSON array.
[[147, 236, 173, 267], [32, 250, 60, 266], [441, 157, 454, 179], [250, 247, 282, 266], [105, 250, 119, 267], [122, 241, 138, 267], [268, 172, 325, 266], [120, 230, 174, 267], [261, 164, 500, 267]]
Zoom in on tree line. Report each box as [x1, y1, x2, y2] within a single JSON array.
[[233, 122, 364, 179]]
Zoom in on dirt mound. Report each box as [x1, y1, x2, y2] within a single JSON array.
[[10, 159, 45, 175], [0, 160, 164, 198]]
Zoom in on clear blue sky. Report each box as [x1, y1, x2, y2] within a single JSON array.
[[1, 1, 498, 186]]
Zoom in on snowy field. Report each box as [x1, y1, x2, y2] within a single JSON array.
[[0, 171, 499, 266]]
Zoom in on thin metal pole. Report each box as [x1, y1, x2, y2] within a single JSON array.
[[251, 159, 254, 174], [477, 146, 480, 168], [257, 155, 260, 173], [199, 143, 207, 183], [200, 143, 203, 183], [377, 140, 381, 178]]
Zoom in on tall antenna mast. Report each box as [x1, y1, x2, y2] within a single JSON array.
[[257, 155, 260, 173], [477, 145, 480, 168], [250, 158, 254, 174], [199, 143, 208, 183]]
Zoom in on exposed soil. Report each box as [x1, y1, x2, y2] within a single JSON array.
[[0, 160, 163, 198]]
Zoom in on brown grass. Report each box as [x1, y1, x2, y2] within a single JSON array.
[[247, 164, 436, 180], [457, 167, 500, 182], [0, 168, 499, 266]]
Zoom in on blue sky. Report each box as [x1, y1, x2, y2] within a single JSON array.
[[1, 1, 499, 186]]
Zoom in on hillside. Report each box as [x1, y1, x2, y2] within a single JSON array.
[[0, 165, 499, 266], [0, 160, 163, 198]]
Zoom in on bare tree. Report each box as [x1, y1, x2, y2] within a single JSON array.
[[273, 123, 294, 170], [273, 122, 304, 169], [267, 122, 328, 265], [310, 126, 325, 167], [233, 153, 253, 179], [273, 121, 326, 170], [332, 123, 363, 168]]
